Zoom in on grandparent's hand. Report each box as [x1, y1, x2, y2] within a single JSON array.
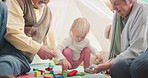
[[37, 46, 56, 60], [94, 62, 112, 73]]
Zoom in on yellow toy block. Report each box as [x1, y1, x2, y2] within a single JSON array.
[[34, 71, 41, 77]]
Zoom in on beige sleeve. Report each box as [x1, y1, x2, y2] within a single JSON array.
[[5, 0, 42, 54]]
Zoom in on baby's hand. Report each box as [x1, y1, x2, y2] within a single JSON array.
[[62, 59, 72, 69], [96, 54, 103, 63]]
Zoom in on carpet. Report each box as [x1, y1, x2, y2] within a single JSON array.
[[17, 63, 111, 78]]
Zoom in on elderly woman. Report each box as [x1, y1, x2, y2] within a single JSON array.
[[87, 0, 148, 78]]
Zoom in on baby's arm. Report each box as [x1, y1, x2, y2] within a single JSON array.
[[87, 40, 103, 64], [54, 37, 72, 61], [54, 37, 73, 70]]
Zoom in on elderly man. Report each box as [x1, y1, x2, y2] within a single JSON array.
[[86, 0, 148, 78], [0, 0, 56, 76]]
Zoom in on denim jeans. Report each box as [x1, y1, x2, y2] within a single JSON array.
[[109, 58, 134, 78], [109, 50, 148, 78], [130, 50, 148, 78], [0, 55, 30, 76], [0, 1, 7, 50]]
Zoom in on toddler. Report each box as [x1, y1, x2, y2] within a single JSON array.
[[55, 17, 103, 73]]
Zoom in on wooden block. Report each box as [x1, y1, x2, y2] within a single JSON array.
[[68, 70, 78, 77], [44, 74, 54, 78], [62, 71, 68, 77], [34, 71, 41, 77]]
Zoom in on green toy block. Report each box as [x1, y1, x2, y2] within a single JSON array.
[[74, 72, 86, 76], [62, 71, 68, 77], [33, 68, 38, 71], [49, 63, 52, 67]]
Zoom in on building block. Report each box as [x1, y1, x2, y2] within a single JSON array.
[[68, 70, 78, 77], [62, 71, 68, 77], [44, 74, 54, 78], [51, 65, 54, 68], [44, 71, 50, 74], [74, 72, 85, 76], [34, 71, 41, 77], [89, 64, 95, 69], [54, 75, 64, 78], [48, 63, 54, 68], [45, 67, 53, 71], [49, 63, 52, 67], [57, 73, 63, 76], [50, 70, 54, 75], [38, 70, 44, 75], [33, 68, 38, 71]]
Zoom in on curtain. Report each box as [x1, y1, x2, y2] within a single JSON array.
[[49, 0, 113, 52], [32, 0, 113, 64]]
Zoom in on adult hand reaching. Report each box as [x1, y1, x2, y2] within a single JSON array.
[[94, 62, 112, 73], [86, 61, 112, 74], [37, 46, 56, 60]]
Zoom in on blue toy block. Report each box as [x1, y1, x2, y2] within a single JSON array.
[[50, 70, 54, 75], [89, 64, 95, 69], [54, 75, 64, 78]]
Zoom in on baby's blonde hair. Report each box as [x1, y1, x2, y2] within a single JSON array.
[[70, 17, 90, 36]]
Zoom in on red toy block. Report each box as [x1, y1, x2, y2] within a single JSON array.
[[57, 73, 63, 76], [38, 70, 44, 75], [44, 76, 54, 78], [45, 67, 53, 71], [68, 70, 78, 77], [44, 74, 54, 78]]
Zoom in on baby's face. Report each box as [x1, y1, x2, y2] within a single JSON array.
[[72, 32, 86, 42]]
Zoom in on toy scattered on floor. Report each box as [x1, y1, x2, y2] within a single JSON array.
[[68, 70, 78, 77], [33, 63, 66, 78], [54, 75, 64, 78], [62, 70, 68, 77], [89, 64, 95, 69], [32, 63, 90, 78], [74, 72, 86, 76], [34, 71, 41, 77], [33, 68, 38, 71], [44, 74, 54, 78]]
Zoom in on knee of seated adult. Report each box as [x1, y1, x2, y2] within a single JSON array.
[[0, 75, 15, 78], [109, 65, 116, 75], [130, 58, 148, 78]]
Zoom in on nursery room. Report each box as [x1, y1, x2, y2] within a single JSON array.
[[0, 0, 148, 78]]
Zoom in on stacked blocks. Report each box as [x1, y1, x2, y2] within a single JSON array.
[[33, 63, 64, 78], [44, 74, 54, 78], [33, 63, 86, 78]]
